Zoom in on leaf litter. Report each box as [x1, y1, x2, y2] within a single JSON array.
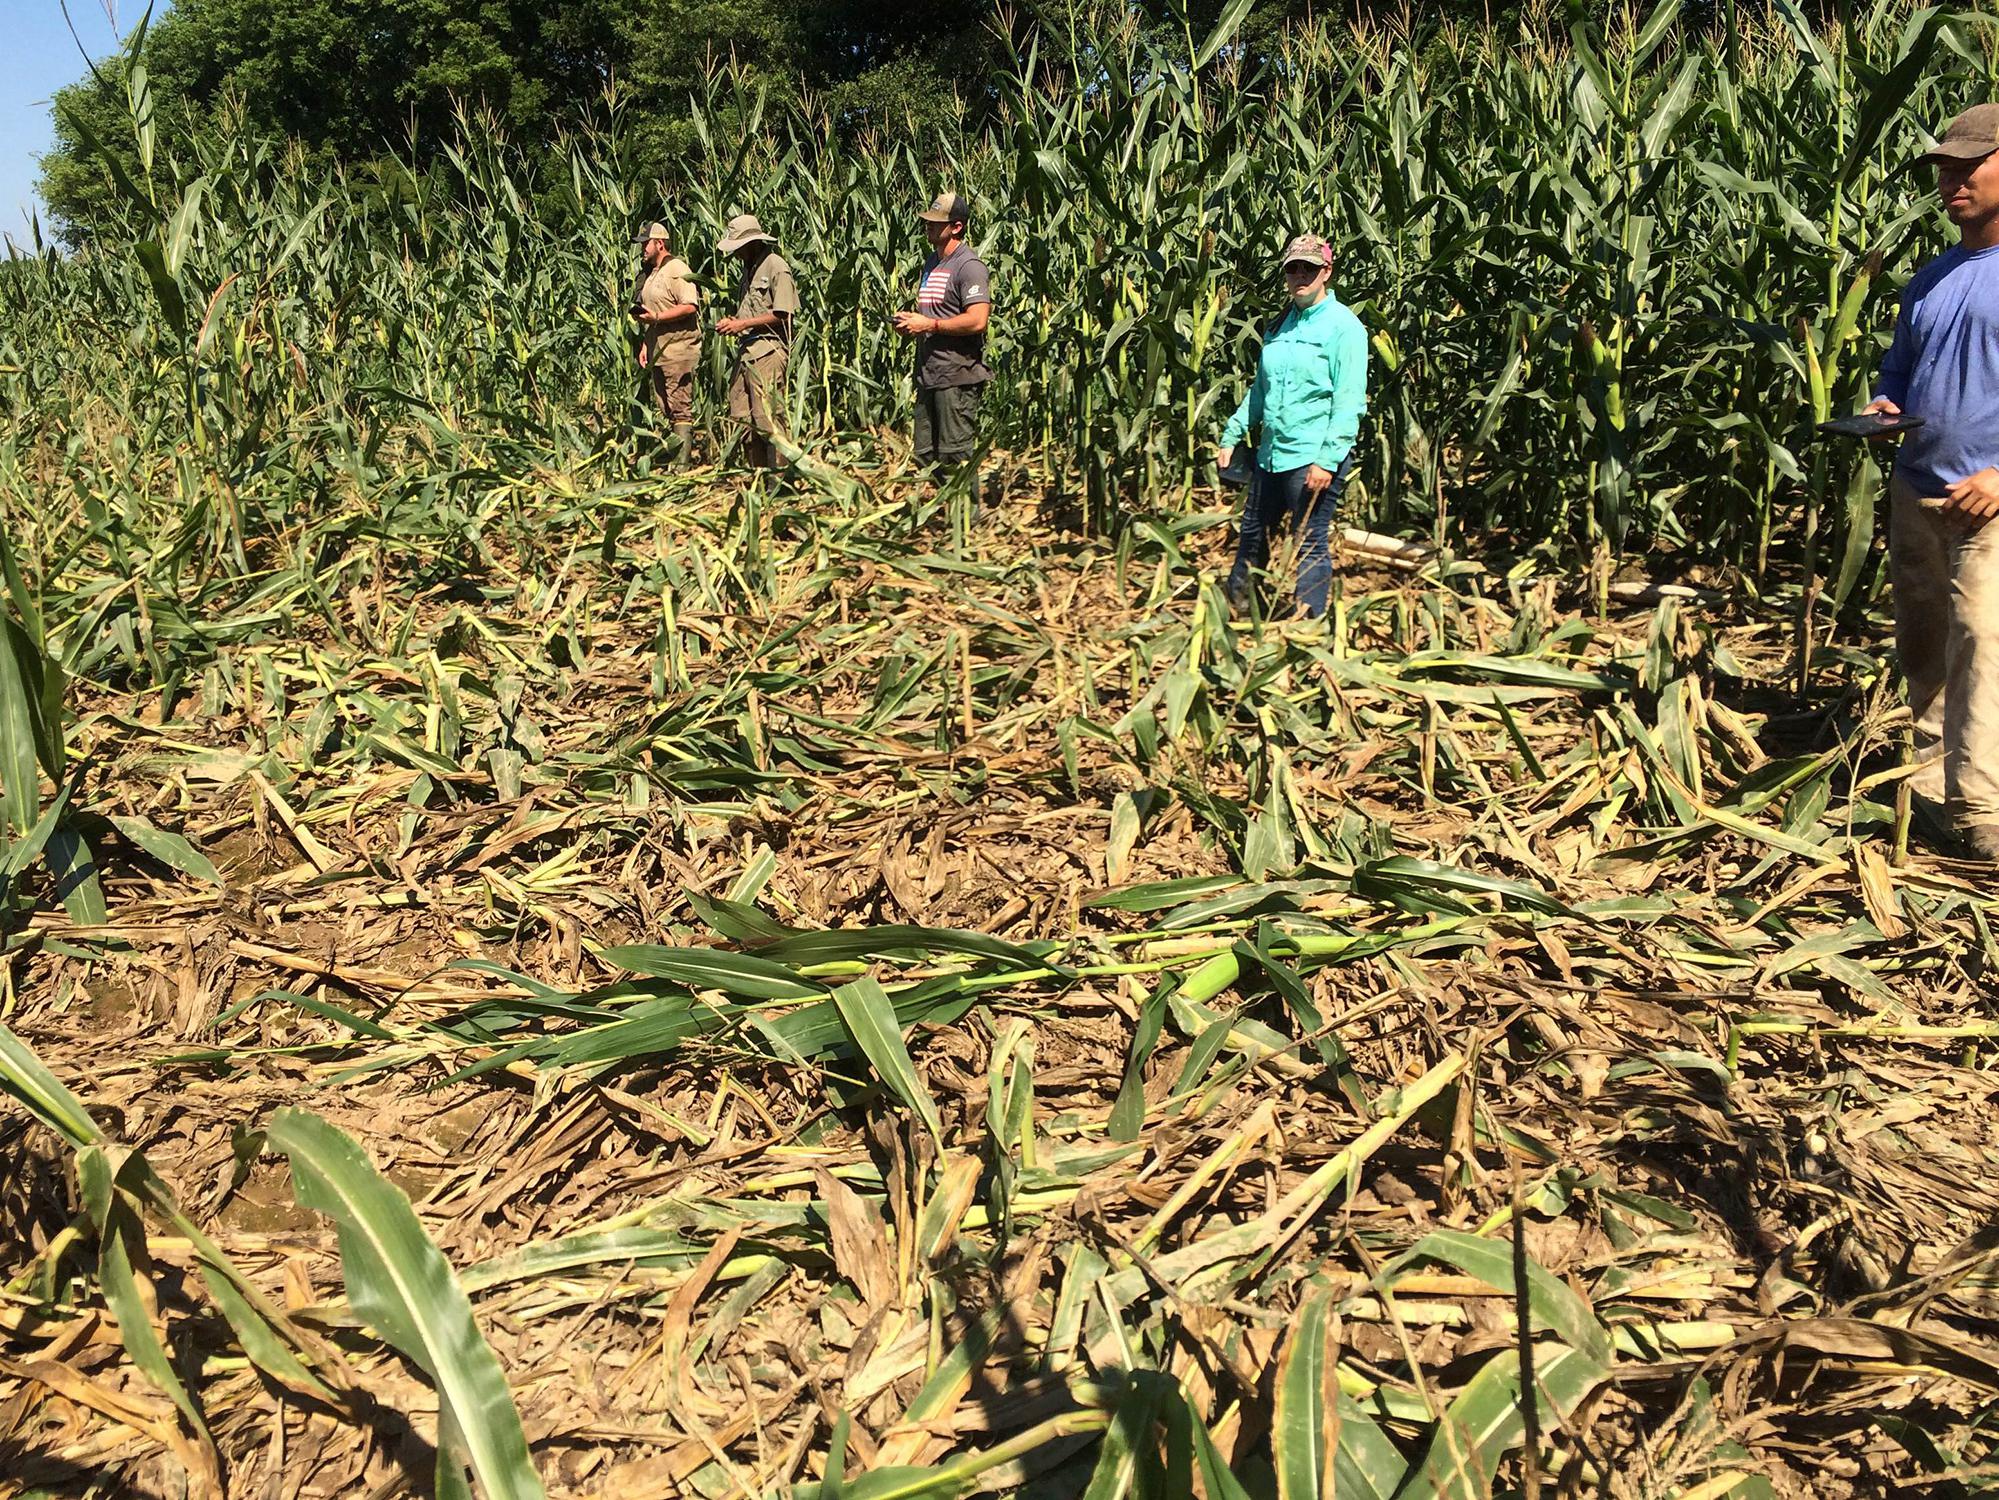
[[3, 465, 1998, 1498]]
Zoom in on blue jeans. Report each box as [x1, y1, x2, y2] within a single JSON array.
[[1226, 455, 1352, 618]]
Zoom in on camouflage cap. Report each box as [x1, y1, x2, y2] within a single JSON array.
[[1280, 233, 1334, 272], [632, 222, 670, 246], [717, 213, 777, 253], [1920, 102, 1999, 163]]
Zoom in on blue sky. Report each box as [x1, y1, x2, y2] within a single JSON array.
[[1, 0, 140, 247]]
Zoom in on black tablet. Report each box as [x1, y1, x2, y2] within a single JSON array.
[[1217, 451, 1256, 488], [1818, 411, 1926, 440]]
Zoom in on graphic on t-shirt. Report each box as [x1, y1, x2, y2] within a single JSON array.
[[918, 265, 953, 315]]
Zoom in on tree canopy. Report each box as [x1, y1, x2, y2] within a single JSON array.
[[37, 0, 1657, 244], [39, 0, 1018, 242]]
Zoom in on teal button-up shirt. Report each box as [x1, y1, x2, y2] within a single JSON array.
[[1220, 294, 1369, 473]]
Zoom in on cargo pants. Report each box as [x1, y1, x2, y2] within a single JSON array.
[[727, 341, 787, 437], [1889, 474, 1999, 853], [648, 360, 695, 425], [914, 383, 983, 466]]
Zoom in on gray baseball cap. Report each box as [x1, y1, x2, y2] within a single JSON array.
[[1920, 102, 1999, 163]]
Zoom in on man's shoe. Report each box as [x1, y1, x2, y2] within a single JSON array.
[[1963, 824, 1999, 862]]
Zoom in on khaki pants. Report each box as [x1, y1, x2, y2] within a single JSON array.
[[648, 359, 694, 425], [727, 343, 787, 436], [1890, 474, 1999, 842]]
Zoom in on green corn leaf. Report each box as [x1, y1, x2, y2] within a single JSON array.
[[1390, 1228, 1612, 1366], [0, 613, 48, 836], [829, 976, 944, 1144], [1182, 1393, 1254, 1500], [77, 1147, 212, 1447], [1193, 0, 1257, 69], [1828, 457, 1881, 613], [1330, 1394, 1409, 1500], [107, 814, 224, 885], [460, 1228, 707, 1296], [264, 1108, 546, 1500], [1, 782, 75, 882], [46, 823, 107, 925], [133, 239, 187, 337], [0, 1022, 104, 1150], [1273, 1287, 1339, 1500], [1836, 6, 1956, 186], [1081, 873, 1238, 913], [599, 943, 824, 999], [1354, 855, 1573, 917], [686, 889, 795, 942], [1, 1026, 332, 1396], [1080, 1375, 1168, 1500], [758, 921, 1063, 975], [1109, 973, 1174, 1141], [1411, 1343, 1606, 1497]]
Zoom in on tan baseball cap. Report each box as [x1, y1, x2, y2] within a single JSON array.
[[632, 222, 670, 245], [717, 213, 777, 253], [1920, 102, 1999, 163], [918, 192, 971, 226], [1280, 233, 1334, 271]]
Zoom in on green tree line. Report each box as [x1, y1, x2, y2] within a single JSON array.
[[38, 0, 1658, 244]]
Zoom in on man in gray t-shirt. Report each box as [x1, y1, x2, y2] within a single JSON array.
[[893, 193, 993, 476]]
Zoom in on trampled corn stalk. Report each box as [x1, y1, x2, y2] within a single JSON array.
[[1, 0, 1993, 654]]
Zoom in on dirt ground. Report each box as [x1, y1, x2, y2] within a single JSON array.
[[4, 478, 1998, 1498]]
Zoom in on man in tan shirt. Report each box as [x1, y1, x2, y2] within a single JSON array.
[[630, 222, 700, 460], [714, 213, 799, 470]]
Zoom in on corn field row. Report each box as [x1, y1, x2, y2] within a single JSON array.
[[4, 1, 1999, 1496], [6, 2, 1997, 583], [5, 458, 1999, 1495]]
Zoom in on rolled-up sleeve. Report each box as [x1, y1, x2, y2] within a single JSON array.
[[771, 263, 799, 316], [1222, 374, 1263, 451]]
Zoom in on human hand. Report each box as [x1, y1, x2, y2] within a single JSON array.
[[1303, 463, 1334, 496], [1217, 445, 1234, 471], [715, 316, 740, 336], [637, 344, 649, 368], [1943, 467, 1999, 531], [891, 311, 929, 336], [1862, 395, 1903, 441]]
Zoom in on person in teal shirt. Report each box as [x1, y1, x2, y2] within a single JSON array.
[[1216, 233, 1369, 618]]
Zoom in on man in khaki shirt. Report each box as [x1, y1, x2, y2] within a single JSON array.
[[630, 222, 700, 460], [714, 213, 799, 470]]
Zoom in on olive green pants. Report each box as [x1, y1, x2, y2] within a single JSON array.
[[913, 383, 984, 465]]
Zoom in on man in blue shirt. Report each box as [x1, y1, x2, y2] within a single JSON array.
[[1866, 102, 1999, 859]]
